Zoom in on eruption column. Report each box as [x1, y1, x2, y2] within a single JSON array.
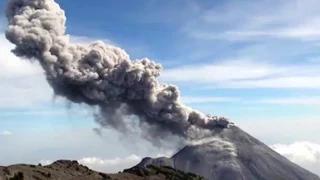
[[5, 0, 231, 143]]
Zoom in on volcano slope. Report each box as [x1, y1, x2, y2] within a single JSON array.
[[137, 126, 320, 180]]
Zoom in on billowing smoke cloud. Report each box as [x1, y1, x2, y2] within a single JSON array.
[[4, 0, 231, 145]]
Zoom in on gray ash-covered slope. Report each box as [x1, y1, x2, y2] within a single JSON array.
[[137, 126, 320, 180]]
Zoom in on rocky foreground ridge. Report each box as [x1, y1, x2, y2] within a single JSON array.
[[0, 160, 206, 180]]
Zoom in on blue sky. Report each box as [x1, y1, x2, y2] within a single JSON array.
[[1, 0, 320, 175]]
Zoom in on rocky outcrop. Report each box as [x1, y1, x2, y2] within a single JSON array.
[[0, 160, 206, 180]]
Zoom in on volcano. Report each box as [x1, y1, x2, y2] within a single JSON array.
[[137, 126, 320, 180]]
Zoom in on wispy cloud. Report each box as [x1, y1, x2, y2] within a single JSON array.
[[0, 108, 92, 116], [0, 32, 53, 108], [218, 77, 320, 89], [43, 151, 173, 174], [186, 0, 320, 41], [41, 155, 142, 173], [271, 141, 320, 164], [192, 21, 320, 41], [78, 155, 141, 173], [161, 59, 320, 89], [181, 96, 240, 104], [0, 131, 12, 136], [155, 150, 174, 158], [270, 141, 320, 175], [238, 116, 320, 146], [180, 96, 320, 107], [39, 160, 53, 166], [162, 59, 280, 83], [256, 97, 320, 105], [0, 32, 112, 108], [69, 35, 114, 46]]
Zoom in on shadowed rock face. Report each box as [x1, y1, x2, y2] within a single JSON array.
[[137, 126, 320, 180]]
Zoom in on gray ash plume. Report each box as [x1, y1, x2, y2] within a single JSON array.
[[5, 0, 231, 145]]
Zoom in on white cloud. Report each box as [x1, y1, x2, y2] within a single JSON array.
[[271, 142, 320, 164], [39, 150, 174, 173], [69, 35, 113, 46], [0, 106, 93, 116], [31, 142, 320, 176], [172, 0, 320, 90], [0, 36, 43, 77], [222, 26, 320, 41], [161, 59, 320, 89], [238, 117, 320, 145], [39, 160, 53, 166], [238, 117, 320, 175], [256, 97, 320, 105], [217, 77, 320, 89], [41, 150, 173, 173], [0, 32, 112, 108], [187, 0, 320, 41], [181, 96, 240, 104], [161, 59, 284, 83], [78, 155, 141, 173], [0, 131, 12, 136], [0, 32, 53, 108], [156, 150, 174, 158], [270, 141, 320, 175], [40, 153, 172, 173]]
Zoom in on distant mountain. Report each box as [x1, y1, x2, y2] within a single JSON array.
[[136, 126, 320, 180], [0, 160, 206, 180]]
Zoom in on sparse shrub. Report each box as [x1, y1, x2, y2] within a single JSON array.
[[3, 167, 11, 175], [99, 172, 111, 180], [72, 160, 78, 164], [30, 165, 36, 168], [38, 163, 42, 167], [75, 167, 79, 171], [31, 175, 42, 180], [9, 172, 24, 180], [83, 165, 89, 170]]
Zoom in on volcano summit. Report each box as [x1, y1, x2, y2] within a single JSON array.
[[137, 126, 320, 180]]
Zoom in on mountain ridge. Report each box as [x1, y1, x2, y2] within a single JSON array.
[[1, 126, 319, 180], [0, 159, 206, 180], [136, 126, 320, 180]]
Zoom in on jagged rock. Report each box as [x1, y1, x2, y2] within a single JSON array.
[[0, 160, 207, 180], [217, 117, 230, 128]]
